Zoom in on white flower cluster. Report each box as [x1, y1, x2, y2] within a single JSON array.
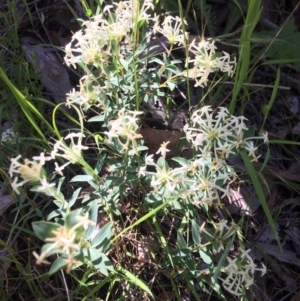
[[9, 132, 88, 194], [200, 219, 239, 254], [112, 0, 154, 28], [153, 15, 188, 46], [222, 248, 266, 297], [139, 142, 232, 206], [184, 39, 236, 87], [63, 0, 156, 111], [9, 0, 267, 294], [64, 0, 237, 110], [138, 105, 267, 207], [66, 75, 110, 111], [199, 220, 267, 295], [9, 153, 50, 194], [184, 106, 268, 163], [33, 212, 95, 273], [64, 0, 154, 69], [104, 108, 143, 155], [51, 133, 88, 176]]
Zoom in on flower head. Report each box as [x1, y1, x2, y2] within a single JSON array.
[[154, 15, 188, 46], [184, 106, 251, 163], [75, 212, 95, 230], [33, 211, 98, 273], [200, 220, 239, 254], [104, 108, 143, 155], [183, 39, 236, 87], [221, 248, 266, 296], [156, 141, 170, 158], [35, 178, 56, 196], [11, 177, 26, 194], [9, 154, 22, 177], [66, 76, 110, 111], [51, 132, 88, 175], [64, 0, 154, 69]]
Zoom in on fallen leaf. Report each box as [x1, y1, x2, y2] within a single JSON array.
[[265, 19, 300, 68], [0, 188, 14, 216], [20, 36, 72, 105], [255, 242, 300, 267]]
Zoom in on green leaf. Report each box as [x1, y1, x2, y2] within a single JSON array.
[[119, 57, 129, 71], [71, 175, 93, 182], [199, 248, 213, 265], [191, 220, 201, 245], [84, 200, 98, 240], [166, 81, 176, 91], [229, 0, 262, 113], [94, 154, 106, 174], [156, 156, 169, 170], [92, 221, 114, 251], [242, 125, 255, 140], [265, 20, 300, 68], [128, 145, 148, 155], [82, 274, 113, 301], [88, 115, 105, 122], [49, 255, 83, 275], [0, 67, 55, 140], [212, 231, 236, 282], [47, 209, 61, 220], [172, 157, 189, 166], [240, 150, 280, 246], [170, 248, 190, 257], [69, 188, 82, 207], [116, 265, 154, 298], [49, 256, 66, 275], [261, 67, 280, 129], [84, 247, 114, 276], [56, 176, 66, 197], [165, 64, 181, 73], [41, 243, 62, 257], [65, 209, 84, 230], [32, 221, 60, 240], [177, 232, 187, 249], [148, 57, 164, 65]]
